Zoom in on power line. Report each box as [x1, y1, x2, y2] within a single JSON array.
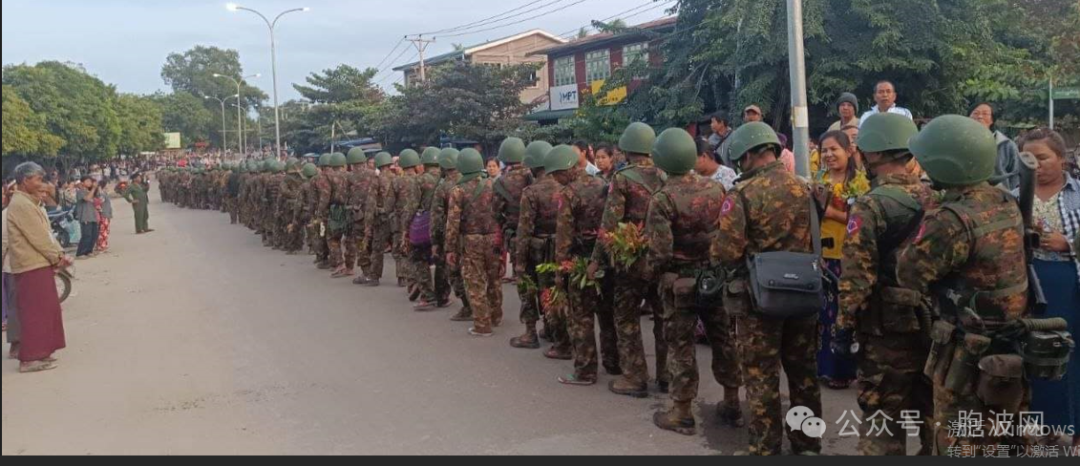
[[374, 37, 407, 71], [420, 0, 559, 36], [377, 49, 419, 84], [436, 0, 591, 39], [558, 0, 674, 39]]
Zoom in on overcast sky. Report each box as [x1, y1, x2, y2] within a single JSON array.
[[2, 0, 672, 100]]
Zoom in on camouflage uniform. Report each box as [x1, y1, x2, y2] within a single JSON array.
[[556, 170, 618, 379], [347, 167, 379, 276], [647, 173, 741, 406], [391, 171, 414, 284], [591, 158, 668, 389], [226, 170, 241, 224], [366, 169, 399, 280], [312, 170, 335, 267], [712, 161, 822, 456], [326, 170, 351, 270], [277, 172, 305, 253], [402, 167, 441, 303], [432, 171, 468, 308], [293, 176, 315, 254], [238, 172, 251, 227], [446, 176, 503, 333], [494, 165, 534, 306], [265, 173, 284, 247], [517, 175, 569, 350], [895, 184, 1028, 456], [838, 173, 936, 455]]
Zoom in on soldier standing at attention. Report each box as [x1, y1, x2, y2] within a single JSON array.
[[445, 149, 503, 337], [508, 141, 552, 350], [493, 138, 534, 291], [588, 122, 669, 399], [833, 113, 935, 455], [431, 148, 468, 312], [395, 150, 423, 299], [324, 153, 352, 277], [345, 148, 378, 283], [895, 115, 1031, 455], [404, 148, 443, 310], [289, 163, 318, 256], [363, 153, 399, 287], [712, 122, 822, 456], [277, 159, 306, 255], [311, 154, 336, 270]]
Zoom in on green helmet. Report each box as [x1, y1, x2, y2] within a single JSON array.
[[259, 160, 270, 173], [909, 114, 997, 187], [301, 163, 318, 179], [347, 147, 367, 165], [318, 153, 332, 167], [238, 163, 248, 174], [374, 152, 394, 168], [498, 137, 527, 164], [525, 141, 553, 169], [858, 113, 918, 154], [652, 128, 698, 175], [619, 122, 657, 155], [421, 147, 442, 166], [544, 145, 578, 175], [457, 148, 485, 175], [328, 152, 347, 168], [270, 161, 285, 173], [727, 122, 781, 163], [285, 158, 300, 172], [398, 149, 421, 168], [438, 148, 460, 170]]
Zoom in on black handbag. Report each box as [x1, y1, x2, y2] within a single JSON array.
[[745, 196, 826, 319]]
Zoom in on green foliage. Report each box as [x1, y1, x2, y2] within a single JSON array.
[[2, 85, 65, 157], [115, 94, 166, 154], [288, 65, 385, 153], [151, 91, 215, 148]]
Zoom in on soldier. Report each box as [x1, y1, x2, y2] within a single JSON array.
[[345, 148, 378, 282], [895, 116, 1031, 455], [238, 163, 251, 227], [309, 154, 336, 270], [226, 163, 242, 224], [324, 153, 352, 277], [431, 148, 468, 312], [289, 163, 319, 256], [493, 138, 535, 328], [277, 159, 306, 254], [266, 161, 286, 249], [712, 122, 822, 456], [645, 128, 738, 435], [363, 152, 399, 287], [587, 122, 668, 398], [445, 149, 503, 337], [121, 172, 153, 234], [832, 113, 934, 455], [402, 148, 442, 310], [513, 141, 571, 357], [393, 150, 421, 291]]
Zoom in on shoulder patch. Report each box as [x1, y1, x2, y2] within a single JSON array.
[[847, 216, 863, 235], [721, 197, 735, 216], [913, 222, 928, 244]]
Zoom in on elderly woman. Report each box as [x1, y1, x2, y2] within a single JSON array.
[[970, 102, 1022, 190], [4, 162, 72, 373], [1015, 129, 1080, 447]]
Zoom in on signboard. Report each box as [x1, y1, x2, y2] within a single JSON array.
[[590, 80, 628, 106], [550, 84, 580, 111], [163, 132, 182, 149], [1053, 87, 1080, 100]]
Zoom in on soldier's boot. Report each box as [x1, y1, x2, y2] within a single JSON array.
[[510, 324, 540, 349], [653, 401, 696, 436], [717, 398, 745, 428], [538, 326, 552, 342], [544, 344, 572, 360], [408, 284, 422, 302], [603, 358, 623, 376], [608, 377, 649, 399], [657, 379, 671, 394], [449, 306, 474, 322], [317, 261, 332, 270]]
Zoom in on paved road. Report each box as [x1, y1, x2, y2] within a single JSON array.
[[2, 187, 863, 455]]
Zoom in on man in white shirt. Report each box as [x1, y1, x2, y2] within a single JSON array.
[[859, 80, 913, 127], [572, 140, 601, 176]]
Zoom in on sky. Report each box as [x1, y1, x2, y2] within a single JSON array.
[[2, 0, 673, 101]]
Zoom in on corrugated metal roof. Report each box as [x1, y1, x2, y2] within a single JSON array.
[[528, 17, 677, 58], [393, 29, 566, 72]]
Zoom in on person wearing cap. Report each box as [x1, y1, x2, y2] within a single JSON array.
[[859, 80, 913, 127], [828, 92, 861, 132], [743, 105, 764, 123]]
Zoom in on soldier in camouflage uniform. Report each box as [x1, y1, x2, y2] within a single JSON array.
[[493, 139, 535, 326], [392, 151, 419, 290], [431, 148, 469, 312], [895, 116, 1031, 456], [277, 159, 306, 254], [324, 153, 352, 276], [238, 164, 252, 227], [548, 145, 619, 385], [226, 164, 242, 224], [834, 114, 935, 455], [446, 149, 503, 337], [311, 154, 336, 270], [364, 153, 399, 286], [402, 148, 442, 310], [589, 122, 668, 398], [508, 141, 552, 349], [712, 122, 822, 456], [267, 161, 287, 249], [345, 148, 378, 282]]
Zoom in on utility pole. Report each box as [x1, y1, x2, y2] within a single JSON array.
[[786, 0, 811, 178], [408, 35, 436, 83], [1049, 76, 1055, 131]]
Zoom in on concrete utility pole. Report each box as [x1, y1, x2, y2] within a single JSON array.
[[408, 35, 436, 83], [786, 0, 811, 178]]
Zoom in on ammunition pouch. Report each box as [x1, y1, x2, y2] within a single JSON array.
[[695, 267, 725, 309], [529, 235, 555, 265], [976, 354, 1025, 413], [328, 204, 349, 235], [722, 278, 750, 319], [862, 286, 924, 336], [944, 333, 992, 395], [925, 320, 957, 384], [1015, 318, 1074, 382]]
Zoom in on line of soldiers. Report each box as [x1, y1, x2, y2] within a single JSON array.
[[155, 112, 1067, 456]]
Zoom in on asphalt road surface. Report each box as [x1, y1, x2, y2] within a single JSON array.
[[2, 185, 865, 455]]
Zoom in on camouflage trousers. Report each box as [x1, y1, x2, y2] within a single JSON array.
[[857, 333, 934, 456], [347, 222, 372, 277], [262, 207, 277, 246], [461, 234, 503, 333], [659, 274, 742, 403], [613, 271, 667, 386], [226, 197, 238, 224], [327, 228, 348, 269], [434, 243, 468, 307], [369, 219, 392, 280], [566, 274, 602, 379], [931, 362, 1033, 456], [409, 243, 436, 303], [739, 312, 822, 456], [391, 223, 407, 281]]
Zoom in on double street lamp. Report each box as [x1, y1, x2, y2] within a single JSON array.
[[206, 94, 239, 151], [226, 3, 310, 157], [213, 73, 261, 155]]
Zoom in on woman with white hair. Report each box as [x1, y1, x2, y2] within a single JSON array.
[[4, 162, 72, 373]]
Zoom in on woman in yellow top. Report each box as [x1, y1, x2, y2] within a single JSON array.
[[814, 130, 869, 389]]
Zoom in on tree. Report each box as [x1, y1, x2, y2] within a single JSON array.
[[161, 46, 268, 143], [2, 85, 64, 157], [115, 94, 165, 155], [3, 61, 122, 162], [151, 91, 216, 148], [290, 65, 385, 151]]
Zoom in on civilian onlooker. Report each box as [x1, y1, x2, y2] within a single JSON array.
[[859, 80, 913, 126], [75, 176, 101, 259], [842, 124, 862, 168], [612, 146, 627, 171], [777, 133, 796, 174], [969, 102, 1021, 190], [594, 144, 616, 181], [486, 159, 502, 179], [1015, 129, 1079, 447], [2, 186, 12, 336], [694, 138, 737, 191], [96, 186, 113, 253], [5, 162, 71, 373], [828, 93, 860, 132], [743, 105, 764, 123], [572, 140, 600, 176]]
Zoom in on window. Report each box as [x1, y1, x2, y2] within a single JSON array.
[[623, 42, 649, 66], [526, 69, 540, 88], [554, 56, 575, 87], [585, 50, 611, 84]]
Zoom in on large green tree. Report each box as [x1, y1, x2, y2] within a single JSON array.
[[290, 65, 385, 152], [151, 91, 216, 148], [115, 94, 166, 155], [161, 46, 268, 146], [2, 85, 65, 157]]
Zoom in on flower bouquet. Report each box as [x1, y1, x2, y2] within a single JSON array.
[[599, 222, 648, 272]]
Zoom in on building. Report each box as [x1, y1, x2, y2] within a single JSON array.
[[393, 30, 567, 105], [525, 17, 677, 124]]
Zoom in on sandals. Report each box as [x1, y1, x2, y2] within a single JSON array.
[[19, 361, 58, 374], [558, 374, 596, 386]]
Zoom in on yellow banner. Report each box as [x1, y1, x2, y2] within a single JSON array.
[[590, 80, 627, 106]]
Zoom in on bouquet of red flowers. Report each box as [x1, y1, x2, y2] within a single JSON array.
[[599, 222, 648, 271]]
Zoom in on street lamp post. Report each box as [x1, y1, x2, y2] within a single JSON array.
[[227, 3, 309, 158], [213, 73, 260, 154], [206, 95, 238, 152]]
